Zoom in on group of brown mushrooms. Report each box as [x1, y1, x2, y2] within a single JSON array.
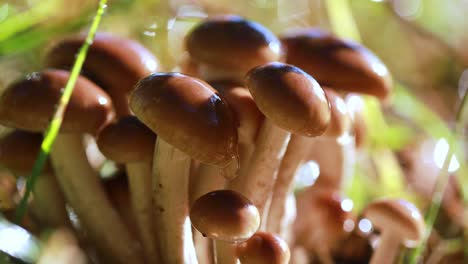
[[0, 15, 434, 264]]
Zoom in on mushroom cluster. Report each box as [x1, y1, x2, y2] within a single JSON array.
[[0, 15, 439, 264]]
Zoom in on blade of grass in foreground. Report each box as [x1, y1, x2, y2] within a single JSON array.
[[14, 0, 108, 223]]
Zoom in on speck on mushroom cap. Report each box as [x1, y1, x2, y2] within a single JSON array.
[[245, 62, 331, 137], [186, 15, 283, 73], [0, 130, 52, 175], [322, 88, 352, 138], [189, 190, 260, 243], [97, 116, 156, 163], [281, 28, 392, 100], [45, 33, 159, 94], [0, 70, 114, 134], [129, 72, 238, 167], [236, 232, 290, 264], [363, 199, 425, 247]]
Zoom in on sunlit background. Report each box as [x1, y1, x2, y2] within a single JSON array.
[[0, 0, 467, 263]]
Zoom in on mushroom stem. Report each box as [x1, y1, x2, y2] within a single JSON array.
[[316, 246, 334, 264], [50, 133, 143, 264], [214, 240, 238, 264], [153, 137, 198, 264], [30, 172, 70, 227], [228, 119, 291, 218], [193, 231, 214, 264], [370, 231, 401, 264], [266, 135, 311, 235], [126, 161, 159, 263], [308, 136, 355, 190]]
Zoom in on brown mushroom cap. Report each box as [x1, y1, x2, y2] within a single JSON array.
[[281, 28, 392, 99], [363, 199, 425, 247], [294, 188, 354, 252], [0, 70, 114, 134], [129, 72, 238, 167], [97, 116, 156, 163], [190, 190, 260, 243], [186, 15, 283, 74], [245, 62, 330, 137], [236, 232, 290, 264], [322, 88, 352, 138], [45, 32, 159, 96], [0, 130, 52, 175]]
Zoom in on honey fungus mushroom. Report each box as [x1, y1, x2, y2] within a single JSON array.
[[186, 15, 283, 82], [236, 232, 290, 264], [97, 116, 159, 263], [229, 62, 330, 224], [45, 32, 160, 117], [362, 199, 425, 264], [0, 70, 144, 264], [130, 72, 238, 264], [281, 28, 392, 100], [0, 130, 69, 228]]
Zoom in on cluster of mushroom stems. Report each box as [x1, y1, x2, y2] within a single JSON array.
[[0, 15, 429, 264]]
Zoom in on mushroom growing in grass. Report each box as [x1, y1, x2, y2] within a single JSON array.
[[0, 130, 69, 228], [46, 32, 160, 117], [293, 187, 355, 264], [130, 72, 238, 264], [362, 199, 425, 264], [228, 62, 330, 220], [0, 70, 144, 264], [97, 115, 159, 263], [266, 88, 352, 236], [280, 28, 392, 100], [236, 232, 290, 264], [186, 15, 283, 83]]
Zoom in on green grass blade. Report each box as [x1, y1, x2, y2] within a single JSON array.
[[14, 0, 108, 223]]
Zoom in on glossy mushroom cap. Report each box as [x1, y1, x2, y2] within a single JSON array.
[[130, 72, 238, 167], [0, 130, 52, 175], [363, 199, 425, 247], [0, 70, 114, 134], [281, 28, 392, 99], [190, 190, 260, 243], [46, 33, 159, 94], [46, 33, 159, 116], [211, 81, 264, 143], [245, 62, 330, 137], [97, 116, 156, 163], [322, 88, 352, 138], [236, 232, 290, 264], [186, 15, 283, 78], [294, 188, 354, 253]]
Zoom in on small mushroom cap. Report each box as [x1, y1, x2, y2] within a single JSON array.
[[322, 88, 352, 138], [130, 73, 238, 167], [0, 70, 114, 134], [211, 81, 264, 143], [236, 232, 290, 264], [281, 28, 392, 99], [97, 116, 156, 163], [46, 33, 159, 95], [190, 190, 260, 243], [294, 188, 354, 251], [0, 130, 52, 175], [186, 15, 283, 74], [245, 62, 330, 137], [363, 199, 425, 247]]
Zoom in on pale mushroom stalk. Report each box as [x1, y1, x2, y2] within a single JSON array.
[[31, 172, 70, 227], [153, 137, 198, 264], [51, 134, 144, 264], [126, 161, 159, 262], [228, 119, 290, 216], [370, 232, 401, 264], [266, 135, 311, 234]]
